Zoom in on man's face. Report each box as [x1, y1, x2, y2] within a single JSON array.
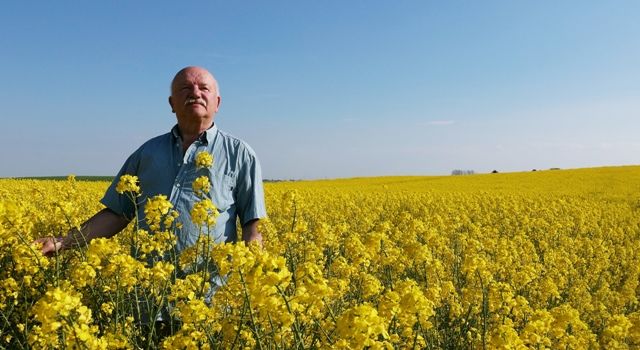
[[169, 67, 221, 125]]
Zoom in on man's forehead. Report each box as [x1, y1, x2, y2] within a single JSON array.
[[171, 67, 217, 91], [176, 71, 214, 84]]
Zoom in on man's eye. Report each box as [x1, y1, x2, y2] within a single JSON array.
[[201, 87, 210, 91]]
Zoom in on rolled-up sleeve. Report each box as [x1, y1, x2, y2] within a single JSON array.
[[235, 147, 267, 226]]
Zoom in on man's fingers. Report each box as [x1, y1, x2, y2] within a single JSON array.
[[34, 237, 63, 256]]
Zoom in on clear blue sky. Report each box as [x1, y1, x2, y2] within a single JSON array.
[[1, 1, 638, 179]]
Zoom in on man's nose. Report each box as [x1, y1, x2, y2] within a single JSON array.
[[188, 85, 202, 97]]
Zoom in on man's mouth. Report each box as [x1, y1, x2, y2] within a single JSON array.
[[185, 98, 207, 107]]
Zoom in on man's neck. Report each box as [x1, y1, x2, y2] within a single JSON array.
[[178, 121, 213, 152]]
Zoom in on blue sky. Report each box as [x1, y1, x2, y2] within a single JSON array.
[[1, 1, 638, 179]]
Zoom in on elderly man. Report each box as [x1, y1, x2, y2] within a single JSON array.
[[40, 66, 266, 255]]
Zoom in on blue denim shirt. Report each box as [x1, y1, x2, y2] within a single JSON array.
[[101, 124, 266, 253]]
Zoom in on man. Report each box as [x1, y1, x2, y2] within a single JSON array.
[[40, 66, 266, 255]]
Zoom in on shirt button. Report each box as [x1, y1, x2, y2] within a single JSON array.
[[175, 183, 181, 187]]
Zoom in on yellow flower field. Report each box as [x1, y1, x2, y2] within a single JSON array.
[[1, 166, 639, 349]]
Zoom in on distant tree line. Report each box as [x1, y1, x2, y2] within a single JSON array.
[[451, 169, 475, 176], [449, 168, 563, 176]]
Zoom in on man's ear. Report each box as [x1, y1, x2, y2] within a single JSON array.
[[168, 96, 175, 113], [214, 95, 221, 112]]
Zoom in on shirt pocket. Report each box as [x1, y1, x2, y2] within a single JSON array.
[[212, 173, 236, 212]]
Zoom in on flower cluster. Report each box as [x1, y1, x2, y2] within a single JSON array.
[[194, 151, 213, 169], [115, 174, 140, 195], [192, 176, 211, 197], [29, 283, 106, 349], [190, 199, 218, 227]]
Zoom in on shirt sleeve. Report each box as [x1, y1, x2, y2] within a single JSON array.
[[100, 150, 141, 220], [235, 146, 267, 226]]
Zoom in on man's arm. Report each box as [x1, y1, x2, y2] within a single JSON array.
[[38, 208, 131, 256], [241, 219, 262, 246], [236, 146, 266, 247]]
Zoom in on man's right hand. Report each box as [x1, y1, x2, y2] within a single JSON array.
[[33, 208, 131, 257], [34, 237, 63, 257]]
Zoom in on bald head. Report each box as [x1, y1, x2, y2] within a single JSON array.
[[171, 66, 220, 96]]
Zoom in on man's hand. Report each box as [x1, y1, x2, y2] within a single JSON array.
[[33, 208, 130, 257], [242, 219, 262, 246], [34, 236, 63, 257]]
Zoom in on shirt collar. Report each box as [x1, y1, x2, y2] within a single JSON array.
[[171, 123, 218, 145]]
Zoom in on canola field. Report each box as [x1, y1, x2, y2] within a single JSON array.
[[1, 166, 640, 349]]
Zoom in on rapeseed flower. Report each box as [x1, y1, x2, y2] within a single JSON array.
[[195, 151, 213, 169], [192, 175, 211, 197], [115, 174, 140, 195], [190, 199, 218, 226]]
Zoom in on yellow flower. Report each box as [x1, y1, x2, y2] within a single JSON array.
[[488, 318, 525, 349], [358, 272, 383, 299], [193, 176, 211, 197], [335, 303, 390, 349], [29, 284, 106, 349], [169, 274, 210, 302], [195, 151, 213, 169], [0, 278, 20, 307], [601, 314, 632, 349], [115, 174, 140, 195], [144, 194, 177, 231], [100, 302, 114, 315], [70, 261, 97, 288], [190, 199, 219, 226]]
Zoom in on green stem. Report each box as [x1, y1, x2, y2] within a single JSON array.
[[238, 271, 264, 350], [276, 285, 304, 348]]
